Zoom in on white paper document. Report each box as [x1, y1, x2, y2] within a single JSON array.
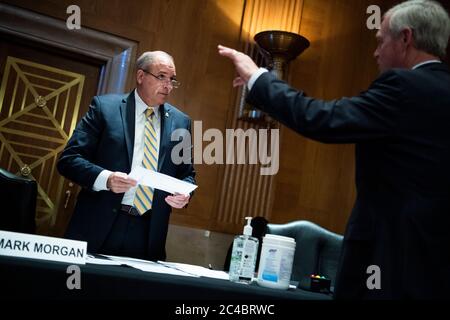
[[87, 254, 123, 266], [159, 261, 230, 280], [100, 255, 196, 277], [129, 166, 197, 195]]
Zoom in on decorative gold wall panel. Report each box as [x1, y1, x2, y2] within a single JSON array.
[[0, 56, 84, 228]]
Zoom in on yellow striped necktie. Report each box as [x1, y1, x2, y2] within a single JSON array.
[[133, 108, 158, 215]]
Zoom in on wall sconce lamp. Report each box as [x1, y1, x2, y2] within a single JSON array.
[[238, 30, 310, 124], [254, 30, 310, 79]]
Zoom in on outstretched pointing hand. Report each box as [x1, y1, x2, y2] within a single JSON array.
[[218, 44, 259, 87]]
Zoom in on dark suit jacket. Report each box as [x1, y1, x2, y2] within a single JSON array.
[[247, 63, 450, 299], [57, 91, 195, 261]]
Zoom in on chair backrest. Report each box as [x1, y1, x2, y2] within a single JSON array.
[[0, 168, 37, 234], [266, 220, 343, 290]]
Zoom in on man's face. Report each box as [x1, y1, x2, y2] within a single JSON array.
[[374, 16, 406, 73], [136, 56, 176, 106]]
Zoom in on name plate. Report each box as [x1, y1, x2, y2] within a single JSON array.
[[0, 230, 87, 264]]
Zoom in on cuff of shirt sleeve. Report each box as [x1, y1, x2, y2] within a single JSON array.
[[92, 170, 112, 191], [247, 68, 269, 91]]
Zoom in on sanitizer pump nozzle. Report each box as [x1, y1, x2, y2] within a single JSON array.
[[243, 217, 253, 236]]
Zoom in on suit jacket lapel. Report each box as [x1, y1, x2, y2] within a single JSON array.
[[158, 103, 172, 172], [120, 91, 136, 168]]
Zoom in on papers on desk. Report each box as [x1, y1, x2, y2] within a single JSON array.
[[87, 254, 122, 266], [98, 255, 195, 277], [129, 166, 197, 195], [86, 254, 229, 280], [88, 255, 195, 277], [158, 261, 230, 280]]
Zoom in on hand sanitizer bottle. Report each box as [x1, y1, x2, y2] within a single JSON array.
[[229, 217, 259, 284]]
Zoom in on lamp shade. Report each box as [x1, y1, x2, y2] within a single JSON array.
[[254, 30, 310, 62]]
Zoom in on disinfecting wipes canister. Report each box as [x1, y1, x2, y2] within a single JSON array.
[[257, 234, 296, 290]]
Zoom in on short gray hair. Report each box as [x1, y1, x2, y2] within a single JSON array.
[[386, 0, 450, 58], [136, 51, 174, 71]]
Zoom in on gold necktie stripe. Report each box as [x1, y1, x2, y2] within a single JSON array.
[[133, 108, 157, 215]]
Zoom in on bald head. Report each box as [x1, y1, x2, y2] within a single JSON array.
[[136, 51, 175, 72]]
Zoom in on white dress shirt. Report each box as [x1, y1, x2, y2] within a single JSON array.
[[247, 68, 269, 91], [412, 60, 441, 70], [92, 90, 161, 206]]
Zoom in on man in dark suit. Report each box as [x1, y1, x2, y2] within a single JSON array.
[[219, 0, 450, 299], [58, 51, 195, 261]]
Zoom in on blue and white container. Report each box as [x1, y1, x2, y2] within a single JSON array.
[[257, 234, 296, 290]]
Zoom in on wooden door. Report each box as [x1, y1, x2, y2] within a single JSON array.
[[0, 35, 101, 236]]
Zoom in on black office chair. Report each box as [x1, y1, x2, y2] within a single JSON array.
[[266, 220, 343, 291], [0, 168, 37, 234]]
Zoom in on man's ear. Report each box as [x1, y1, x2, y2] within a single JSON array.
[[401, 27, 414, 47], [136, 69, 144, 85]]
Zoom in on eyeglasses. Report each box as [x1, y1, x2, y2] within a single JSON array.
[[141, 69, 181, 88]]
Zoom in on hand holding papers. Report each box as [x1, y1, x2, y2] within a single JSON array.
[[129, 166, 197, 196]]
